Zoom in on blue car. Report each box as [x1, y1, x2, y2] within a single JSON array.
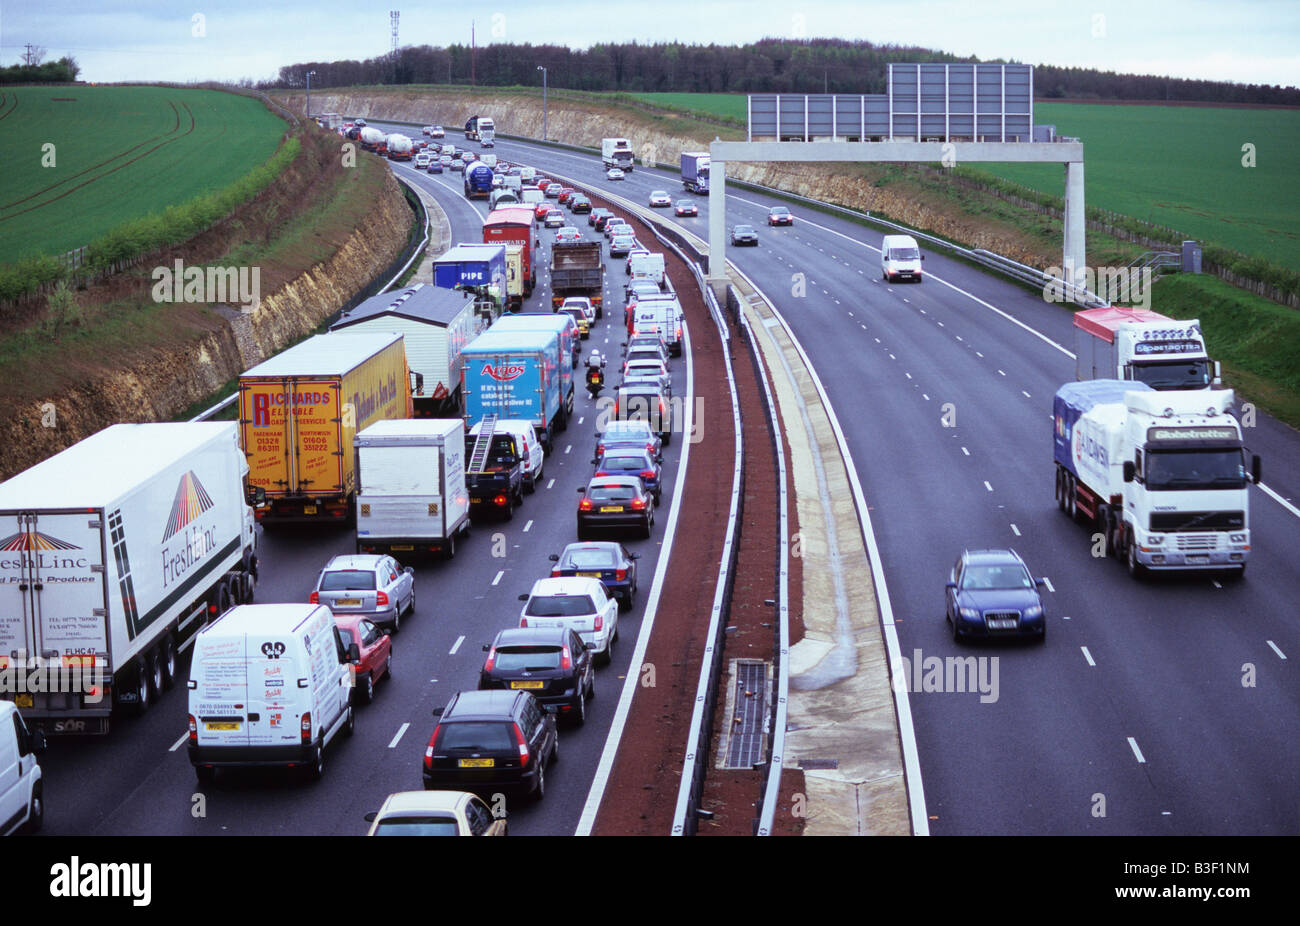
[[945, 549, 1047, 642], [593, 449, 661, 505], [548, 542, 641, 611]]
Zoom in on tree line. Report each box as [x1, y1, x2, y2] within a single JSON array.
[[1, 57, 81, 85], [271, 38, 1298, 107]]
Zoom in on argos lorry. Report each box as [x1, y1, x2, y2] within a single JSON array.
[[492, 313, 578, 422], [462, 328, 566, 451], [1073, 307, 1219, 391], [681, 152, 710, 194], [1053, 380, 1259, 578], [0, 423, 260, 733], [354, 419, 470, 559], [550, 241, 605, 314], [239, 332, 414, 525], [602, 137, 635, 172]]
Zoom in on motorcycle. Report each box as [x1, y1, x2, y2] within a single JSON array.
[[586, 366, 604, 398]]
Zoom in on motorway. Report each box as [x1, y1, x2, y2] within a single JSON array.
[[35, 148, 691, 836], [37, 123, 1299, 836], [463, 128, 1299, 835]]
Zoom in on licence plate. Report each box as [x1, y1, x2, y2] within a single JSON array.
[[988, 619, 1017, 630], [392, 545, 413, 551], [15, 694, 33, 708], [206, 722, 241, 731], [510, 681, 545, 690], [458, 758, 495, 768], [303, 505, 317, 515], [600, 506, 624, 513], [335, 598, 361, 607], [577, 571, 603, 578], [1186, 554, 1210, 564], [470, 497, 482, 504]]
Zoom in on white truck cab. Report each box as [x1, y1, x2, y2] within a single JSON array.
[[0, 702, 45, 835], [881, 234, 924, 283], [187, 604, 355, 782]]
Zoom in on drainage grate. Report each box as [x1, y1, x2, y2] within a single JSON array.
[[723, 660, 770, 769]]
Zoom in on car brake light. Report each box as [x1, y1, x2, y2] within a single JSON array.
[[631, 498, 646, 510], [495, 493, 508, 507], [376, 591, 389, 607], [483, 647, 497, 672], [551, 568, 562, 577], [188, 714, 198, 745], [309, 591, 319, 604], [579, 498, 593, 511], [641, 469, 656, 479], [593, 615, 603, 632], [561, 645, 572, 670], [595, 470, 609, 477], [513, 722, 530, 767], [301, 712, 312, 745], [425, 726, 440, 769], [615, 568, 627, 581]]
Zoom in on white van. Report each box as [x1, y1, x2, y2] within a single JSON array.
[[0, 702, 44, 835], [469, 419, 545, 492], [187, 604, 355, 782], [881, 234, 924, 283]]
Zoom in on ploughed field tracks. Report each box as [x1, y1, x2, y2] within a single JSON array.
[[475, 130, 1300, 835], [34, 155, 692, 837]]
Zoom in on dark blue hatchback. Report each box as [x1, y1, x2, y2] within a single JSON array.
[[593, 449, 661, 504], [548, 542, 640, 611], [945, 549, 1047, 642]]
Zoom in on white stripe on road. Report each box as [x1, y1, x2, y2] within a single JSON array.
[[1042, 576, 1055, 593], [449, 635, 465, 655], [492, 570, 504, 586], [1081, 646, 1095, 667], [388, 723, 410, 749], [1127, 737, 1146, 763], [523, 519, 534, 532], [169, 731, 187, 752], [1267, 640, 1287, 660]]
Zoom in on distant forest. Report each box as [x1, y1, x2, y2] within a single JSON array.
[[1, 57, 80, 84], [271, 38, 1299, 107]]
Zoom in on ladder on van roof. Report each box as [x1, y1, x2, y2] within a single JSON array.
[[467, 414, 498, 474]]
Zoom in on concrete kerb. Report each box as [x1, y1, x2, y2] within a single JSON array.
[[556, 181, 913, 835]]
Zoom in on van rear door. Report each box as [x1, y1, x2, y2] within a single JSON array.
[[245, 633, 298, 747], [191, 634, 251, 748]]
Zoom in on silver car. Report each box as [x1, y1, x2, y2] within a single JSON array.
[[311, 554, 415, 633]]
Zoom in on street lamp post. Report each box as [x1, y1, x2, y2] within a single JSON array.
[[537, 66, 547, 142], [306, 70, 316, 118]]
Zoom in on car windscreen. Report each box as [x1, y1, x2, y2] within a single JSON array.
[[494, 645, 564, 670], [372, 816, 461, 836], [587, 485, 639, 502], [563, 549, 619, 569], [525, 594, 596, 617], [961, 565, 1032, 590], [735, 226, 754, 233], [435, 721, 515, 752], [320, 570, 377, 591], [602, 455, 649, 470], [889, 247, 920, 260]]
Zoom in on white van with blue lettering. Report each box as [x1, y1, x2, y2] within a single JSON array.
[[187, 604, 355, 783]]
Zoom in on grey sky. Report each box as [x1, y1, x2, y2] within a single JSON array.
[[2, 0, 1296, 87]]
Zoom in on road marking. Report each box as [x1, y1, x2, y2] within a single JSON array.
[[961, 447, 970, 456], [976, 351, 984, 358], [1042, 576, 1055, 593], [984, 481, 993, 492], [1022, 390, 1031, 398], [1127, 737, 1146, 764], [889, 353, 896, 360], [1010, 523, 1020, 536], [169, 731, 187, 752], [578, 416, 584, 424], [388, 723, 410, 749], [905, 372, 912, 380], [523, 519, 534, 532], [547, 478, 556, 489], [1081, 646, 1095, 667], [955, 335, 963, 341], [922, 393, 930, 401], [1267, 640, 1287, 659], [449, 635, 465, 655], [565, 444, 572, 454], [998, 369, 1006, 376], [937, 321, 944, 327], [492, 570, 504, 586]]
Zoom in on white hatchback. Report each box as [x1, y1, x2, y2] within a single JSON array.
[[518, 577, 619, 664]]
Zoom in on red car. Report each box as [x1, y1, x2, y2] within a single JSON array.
[[535, 178, 553, 192], [535, 202, 552, 222], [557, 187, 577, 204], [334, 615, 393, 705]]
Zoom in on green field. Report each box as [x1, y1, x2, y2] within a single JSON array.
[[0, 85, 285, 262], [629, 94, 1300, 272]]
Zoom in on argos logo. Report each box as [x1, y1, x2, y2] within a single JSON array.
[[482, 362, 525, 382]]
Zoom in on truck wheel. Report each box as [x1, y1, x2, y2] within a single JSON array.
[[1066, 475, 1078, 521], [133, 659, 151, 714], [160, 635, 178, 690], [1126, 535, 1145, 579], [146, 648, 165, 700]]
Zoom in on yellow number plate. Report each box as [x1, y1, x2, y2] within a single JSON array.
[[15, 694, 33, 708], [303, 505, 318, 515], [335, 598, 361, 606], [510, 680, 545, 690], [392, 545, 414, 551], [577, 571, 602, 578], [206, 722, 241, 731], [458, 757, 495, 768], [600, 506, 624, 513]]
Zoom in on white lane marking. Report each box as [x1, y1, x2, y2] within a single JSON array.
[[169, 731, 187, 752], [955, 335, 963, 341], [889, 353, 896, 360], [922, 393, 930, 401], [1010, 523, 1020, 536], [1128, 737, 1146, 764], [1257, 482, 1300, 521], [1081, 646, 1096, 667], [388, 723, 410, 749], [905, 372, 912, 380], [1267, 640, 1287, 660], [998, 369, 1006, 376], [492, 570, 504, 586], [1042, 576, 1055, 593], [565, 444, 572, 454], [449, 635, 465, 655], [984, 481, 993, 492], [976, 351, 984, 358], [961, 447, 970, 456], [1022, 390, 1031, 398], [546, 478, 556, 489], [523, 519, 534, 532]]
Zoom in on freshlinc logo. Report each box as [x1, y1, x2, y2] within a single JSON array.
[[0, 530, 80, 552], [161, 472, 215, 543]]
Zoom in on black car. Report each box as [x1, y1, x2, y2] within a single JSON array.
[[549, 542, 640, 610], [427, 161, 444, 174], [576, 476, 654, 540], [594, 449, 662, 505], [945, 549, 1047, 642], [767, 206, 794, 226], [479, 627, 595, 725], [569, 196, 592, 214], [731, 224, 759, 246], [614, 384, 672, 443], [422, 690, 559, 801], [591, 209, 615, 231]]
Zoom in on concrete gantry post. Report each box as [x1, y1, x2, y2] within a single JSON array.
[[707, 157, 727, 297], [1064, 159, 1087, 294]]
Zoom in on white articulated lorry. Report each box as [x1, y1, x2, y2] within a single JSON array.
[[602, 137, 635, 172], [353, 419, 471, 560], [0, 423, 259, 733], [1073, 307, 1220, 390], [1053, 380, 1260, 578]]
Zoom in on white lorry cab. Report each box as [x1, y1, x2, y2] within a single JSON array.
[[881, 234, 924, 283], [187, 604, 355, 783], [0, 702, 44, 835]]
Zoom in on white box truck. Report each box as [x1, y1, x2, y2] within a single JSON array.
[[602, 138, 635, 172], [354, 419, 471, 560], [187, 604, 354, 782], [0, 423, 259, 733]]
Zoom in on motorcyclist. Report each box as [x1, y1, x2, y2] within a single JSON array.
[[586, 349, 606, 391]]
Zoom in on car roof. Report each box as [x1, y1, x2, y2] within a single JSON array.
[[324, 554, 387, 570], [962, 549, 1026, 566], [560, 541, 624, 557], [529, 576, 605, 596], [587, 475, 644, 490], [493, 626, 571, 647], [377, 790, 474, 818], [444, 689, 528, 720]]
